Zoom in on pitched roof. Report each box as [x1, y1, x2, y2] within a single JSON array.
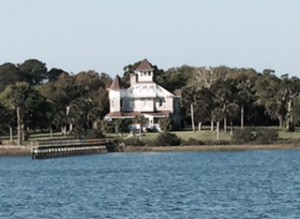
[[108, 75, 122, 90], [135, 59, 153, 71]]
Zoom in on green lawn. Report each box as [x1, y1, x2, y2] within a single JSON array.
[[3, 126, 300, 145], [106, 130, 231, 141], [109, 127, 300, 142]]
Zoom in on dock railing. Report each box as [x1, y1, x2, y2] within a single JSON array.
[[31, 138, 125, 159]]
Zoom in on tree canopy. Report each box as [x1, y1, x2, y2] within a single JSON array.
[[1, 58, 300, 144]]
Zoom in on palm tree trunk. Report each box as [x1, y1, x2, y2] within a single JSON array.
[[49, 122, 53, 138], [17, 107, 21, 145], [286, 99, 292, 130], [9, 126, 13, 143], [86, 113, 90, 129], [69, 123, 73, 133], [224, 117, 227, 132], [190, 104, 195, 132], [279, 116, 283, 129], [93, 121, 97, 129], [139, 123, 142, 140], [216, 121, 220, 141], [61, 126, 66, 135], [211, 121, 214, 131], [198, 122, 202, 131], [230, 121, 233, 135], [21, 124, 26, 141], [241, 105, 244, 129]]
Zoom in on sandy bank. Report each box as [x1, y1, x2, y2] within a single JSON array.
[[125, 144, 300, 152], [0, 145, 32, 156], [1, 144, 300, 157]]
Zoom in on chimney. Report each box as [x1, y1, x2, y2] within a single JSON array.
[[130, 73, 137, 86]]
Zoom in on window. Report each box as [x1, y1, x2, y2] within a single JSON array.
[[159, 99, 163, 107]]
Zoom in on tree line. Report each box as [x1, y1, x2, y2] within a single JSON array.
[[1, 59, 300, 145]]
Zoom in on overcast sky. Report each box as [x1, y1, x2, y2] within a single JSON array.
[[1, 0, 300, 77]]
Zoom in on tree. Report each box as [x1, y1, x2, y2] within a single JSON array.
[[233, 68, 258, 128], [74, 71, 110, 127], [187, 66, 231, 131], [280, 75, 300, 131], [193, 88, 214, 131], [0, 105, 16, 143], [18, 59, 48, 85], [38, 74, 78, 135], [133, 114, 147, 140], [1, 82, 38, 145], [181, 86, 198, 132], [0, 102, 14, 143], [39, 71, 110, 135], [68, 98, 93, 138], [160, 65, 194, 92], [159, 117, 175, 132], [211, 108, 225, 141], [47, 68, 69, 82], [0, 63, 23, 92], [255, 70, 300, 130], [99, 72, 112, 88], [211, 79, 237, 133]]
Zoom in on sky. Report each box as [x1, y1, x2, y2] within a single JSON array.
[[1, 0, 300, 77]]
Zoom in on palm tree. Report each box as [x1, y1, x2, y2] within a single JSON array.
[[133, 114, 147, 140]]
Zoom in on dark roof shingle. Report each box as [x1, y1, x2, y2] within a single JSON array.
[[108, 75, 122, 90], [135, 59, 153, 71]]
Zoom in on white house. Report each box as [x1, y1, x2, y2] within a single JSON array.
[[104, 59, 181, 131]]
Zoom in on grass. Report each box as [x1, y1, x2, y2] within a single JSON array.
[[108, 126, 300, 143], [3, 126, 300, 146], [278, 131, 300, 139], [172, 130, 231, 141]]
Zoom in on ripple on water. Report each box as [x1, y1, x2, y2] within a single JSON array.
[[1, 151, 300, 218]]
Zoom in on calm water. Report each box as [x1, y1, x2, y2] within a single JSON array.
[[1, 150, 300, 218]]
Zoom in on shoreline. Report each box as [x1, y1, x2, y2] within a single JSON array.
[[1, 144, 300, 157], [0, 145, 32, 156], [124, 144, 300, 152]]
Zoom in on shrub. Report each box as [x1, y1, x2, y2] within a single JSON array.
[[85, 129, 105, 139], [144, 139, 158, 146], [232, 129, 254, 144], [114, 119, 131, 133], [154, 132, 181, 146], [255, 129, 278, 144], [181, 138, 205, 146], [123, 138, 145, 146], [214, 140, 231, 145], [203, 139, 231, 145], [101, 120, 115, 133], [159, 117, 174, 132]]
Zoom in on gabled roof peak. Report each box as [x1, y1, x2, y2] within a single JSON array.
[[108, 75, 122, 90], [135, 59, 153, 72]]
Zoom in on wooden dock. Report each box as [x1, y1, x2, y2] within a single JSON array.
[[31, 139, 125, 159]]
